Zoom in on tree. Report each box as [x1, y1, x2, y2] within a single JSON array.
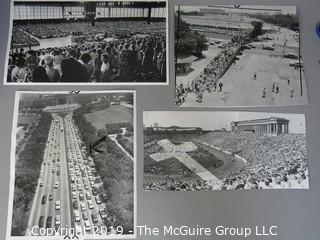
[[250, 21, 263, 39], [175, 15, 208, 57]]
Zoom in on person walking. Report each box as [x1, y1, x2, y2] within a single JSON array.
[[262, 88, 266, 98], [276, 83, 279, 94], [272, 82, 275, 93]]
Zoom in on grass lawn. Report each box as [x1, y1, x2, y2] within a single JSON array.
[[85, 105, 133, 129]]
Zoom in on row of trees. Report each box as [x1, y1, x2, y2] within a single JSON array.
[[11, 112, 52, 236], [249, 13, 299, 31], [175, 15, 208, 57], [73, 106, 134, 234]]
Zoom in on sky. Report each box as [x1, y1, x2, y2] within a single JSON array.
[[177, 5, 297, 15], [143, 111, 306, 134]]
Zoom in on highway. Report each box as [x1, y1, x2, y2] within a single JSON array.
[[26, 113, 108, 237]]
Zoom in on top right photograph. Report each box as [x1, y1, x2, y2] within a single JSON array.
[[175, 5, 308, 107]]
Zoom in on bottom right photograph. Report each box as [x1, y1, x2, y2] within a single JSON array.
[[143, 111, 308, 191]]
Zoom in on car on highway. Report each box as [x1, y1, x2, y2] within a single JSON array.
[[95, 196, 101, 205], [46, 216, 52, 228], [87, 200, 94, 209], [41, 195, 47, 204], [39, 181, 44, 187], [74, 210, 81, 222], [73, 200, 78, 209], [82, 212, 88, 220], [38, 216, 45, 228], [49, 194, 53, 201], [99, 208, 107, 219], [92, 188, 98, 196], [79, 192, 84, 201], [71, 184, 76, 192], [55, 200, 61, 210], [91, 212, 99, 224], [84, 220, 91, 232], [86, 192, 91, 200], [55, 215, 61, 228], [54, 181, 59, 189], [80, 202, 86, 211]]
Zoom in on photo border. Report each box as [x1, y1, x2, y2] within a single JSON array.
[[6, 90, 137, 240], [173, 4, 309, 108], [4, 0, 169, 86]]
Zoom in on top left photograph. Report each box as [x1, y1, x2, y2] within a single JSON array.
[[5, 0, 168, 85]]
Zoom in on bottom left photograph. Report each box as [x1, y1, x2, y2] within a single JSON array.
[[7, 90, 136, 239]]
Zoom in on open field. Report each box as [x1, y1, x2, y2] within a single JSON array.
[[85, 105, 133, 129]]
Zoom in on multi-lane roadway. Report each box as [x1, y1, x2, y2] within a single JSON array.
[[26, 113, 108, 236]]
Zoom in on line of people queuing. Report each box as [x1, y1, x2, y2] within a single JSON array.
[[175, 36, 244, 105]]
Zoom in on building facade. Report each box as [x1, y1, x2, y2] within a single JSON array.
[[231, 117, 289, 136]]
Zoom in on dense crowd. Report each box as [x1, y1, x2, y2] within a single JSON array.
[[144, 179, 213, 191], [15, 21, 166, 43], [11, 27, 39, 48], [8, 21, 166, 82], [175, 35, 245, 105], [8, 34, 166, 83], [144, 131, 309, 190]]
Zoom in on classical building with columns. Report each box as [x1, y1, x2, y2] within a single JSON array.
[[231, 117, 289, 136]]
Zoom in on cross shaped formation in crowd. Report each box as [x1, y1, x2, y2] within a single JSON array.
[[150, 139, 221, 186]]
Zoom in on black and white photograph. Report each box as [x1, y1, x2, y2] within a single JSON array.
[[5, 0, 167, 85], [143, 111, 309, 191], [175, 5, 308, 107], [7, 91, 136, 239]]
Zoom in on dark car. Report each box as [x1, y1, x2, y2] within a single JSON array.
[[91, 213, 99, 224], [38, 216, 45, 228], [73, 200, 78, 209], [46, 216, 52, 228], [41, 195, 47, 204]]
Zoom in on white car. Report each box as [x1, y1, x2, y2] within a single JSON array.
[[72, 192, 77, 200], [55, 215, 61, 227], [80, 202, 86, 212], [95, 196, 101, 205], [55, 200, 61, 210], [99, 208, 107, 219], [74, 210, 81, 222], [84, 220, 91, 232], [54, 181, 59, 189], [87, 200, 94, 209]]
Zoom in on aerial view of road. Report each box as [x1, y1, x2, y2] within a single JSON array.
[[10, 92, 135, 238], [26, 113, 108, 236]]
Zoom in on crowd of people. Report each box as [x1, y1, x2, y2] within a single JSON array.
[[14, 21, 166, 43], [11, 27, 39, 48], [200, 131, 308, 189], [8, 34, 166, 83], [144, 131, 309, 191], [175, 35, 244, 105], [144, 179, 213, 191]]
